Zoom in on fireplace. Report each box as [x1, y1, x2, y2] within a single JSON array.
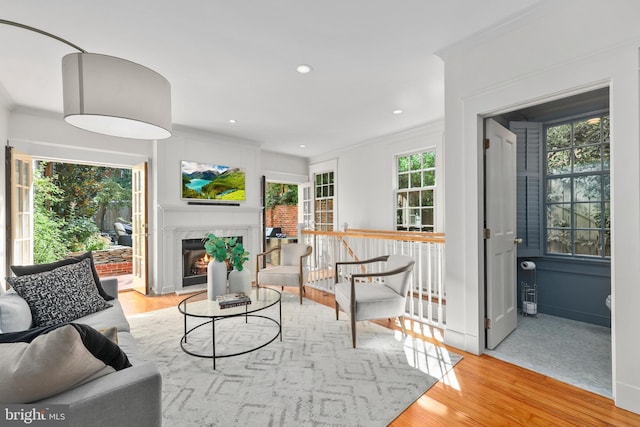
[[181, 236, 243, 287], [160, 217, 256, 294], [182, 239, 208, 287]]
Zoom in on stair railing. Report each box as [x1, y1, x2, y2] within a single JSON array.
[[300, 228, 446, 328]]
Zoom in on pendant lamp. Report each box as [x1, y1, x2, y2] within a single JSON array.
[[62, 53, 172, 139], [1, 19, 172, 140]]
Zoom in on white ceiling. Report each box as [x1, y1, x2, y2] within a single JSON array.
[[0, 0, 542, 158]]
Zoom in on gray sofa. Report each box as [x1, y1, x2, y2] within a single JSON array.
[[0, 277, 162, 427]]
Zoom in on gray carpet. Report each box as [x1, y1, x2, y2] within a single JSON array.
[[485, 313, 611, 397], [127, 292, 462, 426]]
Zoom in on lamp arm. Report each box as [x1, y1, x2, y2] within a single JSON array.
[[0, 19, 86, 53]]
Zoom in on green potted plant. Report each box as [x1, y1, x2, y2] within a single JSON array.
[[228, 240, 251, 294], [203, 233, 231, 300], [230, 242, 250, 271], [203, 234, 252, 297], [203, 233, 231, 263]]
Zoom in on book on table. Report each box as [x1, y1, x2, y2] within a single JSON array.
[[217, 292, 252, 309]]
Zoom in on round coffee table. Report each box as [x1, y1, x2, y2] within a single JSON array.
[[178, 287, 281, 369]]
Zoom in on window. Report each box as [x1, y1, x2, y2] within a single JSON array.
[[545, 115, 610, 257], [314, 171, 334, 231], [396, 150, 436, 232]]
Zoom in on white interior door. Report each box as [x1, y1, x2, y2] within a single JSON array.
[[485, 119, 518, 350], [132, 162, 148, 294], [5, 146, 34, 274]]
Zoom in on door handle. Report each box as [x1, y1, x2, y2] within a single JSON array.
[[514, 238, 524, 244]]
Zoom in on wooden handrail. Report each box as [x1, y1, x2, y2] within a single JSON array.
[[301, 229, 445, 244], [347, 228, 445, 238]]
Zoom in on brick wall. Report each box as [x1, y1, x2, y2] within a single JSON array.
[[266, 205, 298, 237], [95, 262, 132, 276], [73, 246, 133, 277]]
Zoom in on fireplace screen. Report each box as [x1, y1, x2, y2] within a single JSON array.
[[182, 239, 209, 286]]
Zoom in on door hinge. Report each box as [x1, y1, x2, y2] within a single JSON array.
[[483, 228, 491, 239], [485, 318, 492, 329], [483, 138, 490, 149]]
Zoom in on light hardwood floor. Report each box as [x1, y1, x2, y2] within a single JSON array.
[[119, 286, 640, 426]]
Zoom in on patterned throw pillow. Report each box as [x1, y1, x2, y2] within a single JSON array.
[[7, 258, 111, 327], [11, 251, 114, 301]]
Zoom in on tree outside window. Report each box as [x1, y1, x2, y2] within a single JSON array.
[[33, 161, 132, 263], [396, 150, 436, 232], [545, 115, 610, 257]]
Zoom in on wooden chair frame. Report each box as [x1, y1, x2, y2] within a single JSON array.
[[256, 244, 313, 304], [335, 255, 415, 347]]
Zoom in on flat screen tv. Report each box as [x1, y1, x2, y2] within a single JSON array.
[[181, 160, 246, 202]]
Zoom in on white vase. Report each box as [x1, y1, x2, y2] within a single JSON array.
[[228, 268, 251, 295], [207, 260, 228, 300]]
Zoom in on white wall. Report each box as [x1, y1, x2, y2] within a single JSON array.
[[8, 107, 151, 165], [438, 0, 640, 413], [261, 150, 308, 183], [309, 121, 444, 231]]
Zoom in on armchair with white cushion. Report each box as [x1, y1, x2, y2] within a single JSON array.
[[334, 255, 415, 348], [256, 243, 312, 304]]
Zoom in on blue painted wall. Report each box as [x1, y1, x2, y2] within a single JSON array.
[[517, 257, 611, 327]]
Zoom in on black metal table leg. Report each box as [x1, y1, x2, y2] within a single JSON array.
[[212, 317, 216, 370], [279, 297, 282, 341]]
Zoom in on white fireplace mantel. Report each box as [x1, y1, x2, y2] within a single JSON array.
[[155, 204, 261, 294]]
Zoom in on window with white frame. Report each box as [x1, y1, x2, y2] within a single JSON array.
[[396, 150, 436, 232], [314, 171, 334, 231]]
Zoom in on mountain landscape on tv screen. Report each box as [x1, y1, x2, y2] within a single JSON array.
[[181, 161, 245, 201]]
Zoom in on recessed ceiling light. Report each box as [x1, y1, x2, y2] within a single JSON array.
[[296, 64, 313, 74], [299, 144, 306, 148], [392, 109, 404, 115], [229, 119, 237, 124]]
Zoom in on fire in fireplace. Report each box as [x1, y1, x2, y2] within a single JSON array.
[[181, 237, 242, 287]]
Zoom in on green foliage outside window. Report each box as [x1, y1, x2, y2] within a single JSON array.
[[33, 164, 69, 263], [266, 183, 298, 208], [33, 162, 127, 263], [396, 150, 436, 232], [545, 115, 610, 257]]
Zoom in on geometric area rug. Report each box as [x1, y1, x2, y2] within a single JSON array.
[[127, 291, 462, 427]]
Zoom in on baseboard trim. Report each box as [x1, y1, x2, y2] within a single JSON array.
[[615, 382, 640, 414]]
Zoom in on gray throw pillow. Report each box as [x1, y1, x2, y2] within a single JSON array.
[[6, 258, 111, 328], [0, 289, 33, 332], [0, 323, 131, 403]]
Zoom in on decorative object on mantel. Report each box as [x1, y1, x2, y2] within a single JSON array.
[[203, 233, 250, 299]]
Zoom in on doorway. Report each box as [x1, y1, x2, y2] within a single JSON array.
[[263, 181, 299, 264], [484, 87, 612, 396], [5, 149, 148, 294]]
